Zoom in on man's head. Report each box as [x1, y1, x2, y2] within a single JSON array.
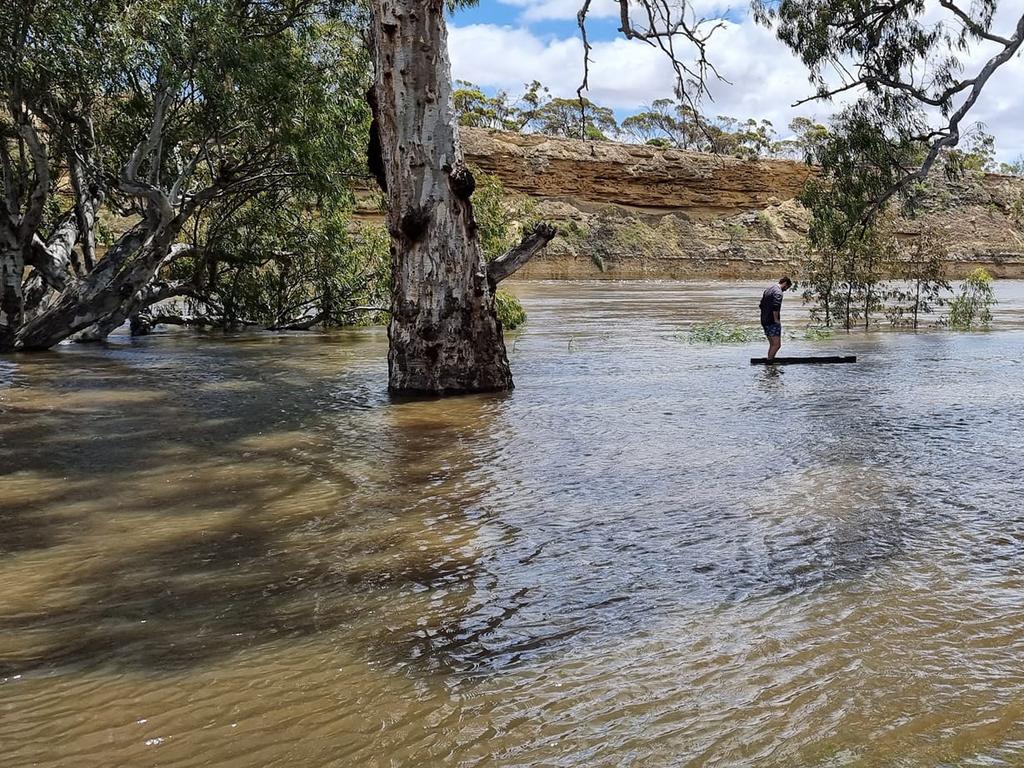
[[778, 276, 793, 292]]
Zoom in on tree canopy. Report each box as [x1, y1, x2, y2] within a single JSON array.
[[577, 0, 1023, 217], [1, 0, 378, 349]]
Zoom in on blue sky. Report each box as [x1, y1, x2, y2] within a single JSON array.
[[445, 1, 1024, 162]]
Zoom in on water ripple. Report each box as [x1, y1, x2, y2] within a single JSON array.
[[3, 281, 1024, 767]]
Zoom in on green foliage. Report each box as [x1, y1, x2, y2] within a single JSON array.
[[494, 290, 527, 329], [453, 81, 820, 164], [714, 116, 778, 160], [798, 218, 899, 330], [777, 117, 830, 162], [803, 326, 833, 341], [724, 222, 747, 247], [452, 81, 520, 130], [170, 197, 390, 328], [759, 0, 989, 113], [555, 218, 605, 270], [534, 97, 617, 140], [85, 0, 371, 195], [686, 321, 759, 344], [799, 221, 957, 331], [754, 211, 778, 238], [947, 268, 996, 330], [885, 228, 951, 329], [952, 127, 998, 173], [1008, 189, 1024, 229], [473, 171, 517, 259], [801, 101, 927, 250], [621, 99, 705, 148], [466, 169, 532, 329], [3, 0, 374, 332], [620, 97, 782, 159], [999, 156, 1024, 176], [471, 169, 538, 261], [755, 0, 1017, 254], [453, 80, 616, 140]]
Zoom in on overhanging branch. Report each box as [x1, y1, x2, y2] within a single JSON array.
[[486, 222, 557, 285]]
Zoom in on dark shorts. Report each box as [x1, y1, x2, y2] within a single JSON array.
[[762, 322, 782, 338]]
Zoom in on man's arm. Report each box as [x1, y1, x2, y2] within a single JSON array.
[[773, 291, 782, 323]]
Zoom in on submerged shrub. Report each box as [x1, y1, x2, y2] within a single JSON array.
[[495, 290, 527, 329], [687, 321, 758, 344], [947, 268, 997, 330], [803, 326, 833, 340]]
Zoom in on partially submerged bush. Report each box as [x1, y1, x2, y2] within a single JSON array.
[[803, 326, 833, 340], [495, 290, 527, 329], [947, 268, 997, 330], [686, 321, 758, 344]]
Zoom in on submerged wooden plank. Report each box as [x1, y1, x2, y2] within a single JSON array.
[[750, 356, 857, 365]]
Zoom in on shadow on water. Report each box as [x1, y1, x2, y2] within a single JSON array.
[[0, 323, 975, 682], [0, 510, 488, 676], [0, 338, 548, 678], [6, 284, 1024, 767]]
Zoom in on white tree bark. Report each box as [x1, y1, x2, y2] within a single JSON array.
[[0, 232, 23, 351], [0, 109, 50, 350], [370, 0, 520, 393]]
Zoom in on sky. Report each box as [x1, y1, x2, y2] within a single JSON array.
[[446, 0, 1024, 163]]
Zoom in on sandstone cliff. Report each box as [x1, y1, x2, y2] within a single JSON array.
[[458, 127, 1024, 279]]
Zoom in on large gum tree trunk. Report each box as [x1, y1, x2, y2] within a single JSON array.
[[370, 0, 513, 394]]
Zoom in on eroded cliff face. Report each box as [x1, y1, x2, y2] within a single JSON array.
[[459, 127, 1024, 279]]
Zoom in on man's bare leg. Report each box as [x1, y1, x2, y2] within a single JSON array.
[[767, 335, 782, 360]]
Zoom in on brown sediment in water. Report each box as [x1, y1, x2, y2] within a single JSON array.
[[3, 281, 1024, 766]]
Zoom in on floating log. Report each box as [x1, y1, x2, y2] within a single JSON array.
[[750, 356, 857, 365]]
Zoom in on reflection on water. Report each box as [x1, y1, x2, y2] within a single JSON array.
[[3, 280, 1024, 767]]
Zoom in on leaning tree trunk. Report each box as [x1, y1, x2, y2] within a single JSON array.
[[370, 0, 514, 393], [14, 223, 160, 350]]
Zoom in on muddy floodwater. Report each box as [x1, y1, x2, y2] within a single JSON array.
[[3, 280, 1024, 768]]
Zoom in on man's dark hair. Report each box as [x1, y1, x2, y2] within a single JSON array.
[[779, 276, 793, 288]]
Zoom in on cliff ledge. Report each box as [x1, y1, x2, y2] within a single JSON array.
[[459, 127, 1024, 279]]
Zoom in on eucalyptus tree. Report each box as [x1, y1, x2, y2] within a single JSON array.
[[760, 0, 1024, 216], [0, 0, 121, 349], [531, 97, 618, 140], [453, 79, 618, 139], [576, 0, 1022, 222], [1, 0, 370, 350], [885, 228, 951, 330], [367, 0, 554, 393]]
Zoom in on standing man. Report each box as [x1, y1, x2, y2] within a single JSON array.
[[760, 276, 792, 360]]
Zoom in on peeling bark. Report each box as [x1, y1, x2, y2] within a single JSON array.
[[371, 0, 545, 393], [0, 109, 50, 351], [13, 86, 222, 351], [15, 223, 156, 349], [73, 244, 194, 343], [0, 240, 23, 352]]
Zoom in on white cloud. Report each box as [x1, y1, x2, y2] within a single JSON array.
[[498, 0, 618, 22], [498, 0, 747, 23], [449, 8, 1024, 161], [448, 18, 831, 127]]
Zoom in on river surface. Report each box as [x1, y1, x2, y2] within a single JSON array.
[[3, 280, 1024, 768]]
